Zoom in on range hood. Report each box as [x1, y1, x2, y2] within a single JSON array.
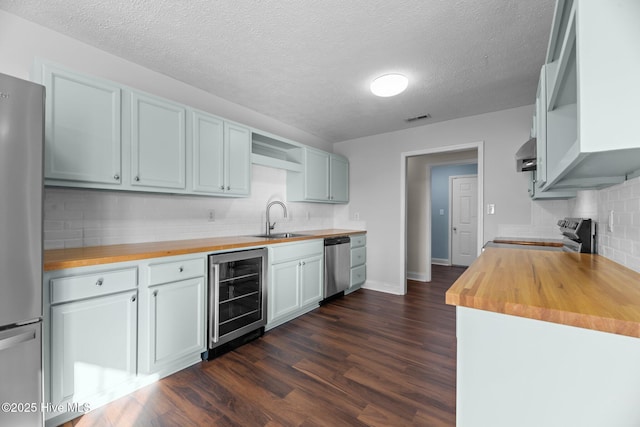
[[515, 138, 537, 172]]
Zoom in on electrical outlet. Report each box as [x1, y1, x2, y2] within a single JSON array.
[[354, 212, 360, 221], [207, 209, 215, 222], [306, 211, 311, 220], [608, 210, 614, 232]]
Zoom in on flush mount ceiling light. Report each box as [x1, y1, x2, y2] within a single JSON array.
[[370, 73, 408, 97]]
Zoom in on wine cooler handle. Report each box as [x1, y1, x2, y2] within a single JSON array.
[[211, 263, 220, 346]]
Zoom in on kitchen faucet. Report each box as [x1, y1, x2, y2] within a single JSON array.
[[265, 200, 288, 236]]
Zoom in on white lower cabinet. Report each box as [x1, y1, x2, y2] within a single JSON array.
[[44, 254, 207, 426], [47, 266, 139, 413], [50, 291, 137, 406], [347, 234, 366, 293], [267, 240, 323, 329], [139, 255, 206, 375]]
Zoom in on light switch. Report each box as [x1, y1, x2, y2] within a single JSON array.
[[487, 204, 495, 215], [439, 209, 444, 216]]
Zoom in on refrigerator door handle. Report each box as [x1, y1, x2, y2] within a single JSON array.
[[0, 329, 36, 352]]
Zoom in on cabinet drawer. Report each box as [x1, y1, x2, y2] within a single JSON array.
[[350, 234, 366, 248], [270, 240, 323, 264], [351, 265, 366, 287], [351, 247, 366, 268], [51, 268, 137, 304], [148, 257, 205, 286]]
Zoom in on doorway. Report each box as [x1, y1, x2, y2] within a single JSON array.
[[400, 142, 483, 293]]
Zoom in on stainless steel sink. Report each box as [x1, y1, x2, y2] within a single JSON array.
[[253, 232, 306, 239]]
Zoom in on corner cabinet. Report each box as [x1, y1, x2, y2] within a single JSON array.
[[192, 111, 251, 196], [267, 239, 324, 329], [42, 64, 122, 186], [534, 0, 640, 194], [287, 148, 349, 203]]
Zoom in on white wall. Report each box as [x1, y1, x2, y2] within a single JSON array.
[[334, 105, 542, 294], [0, 10, 331, 152]]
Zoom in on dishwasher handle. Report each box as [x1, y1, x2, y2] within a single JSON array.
[[324, 236, 351, 246]]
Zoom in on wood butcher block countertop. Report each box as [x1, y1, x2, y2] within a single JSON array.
[[44, 229, 365, 271], [446, 247, 640, 338]]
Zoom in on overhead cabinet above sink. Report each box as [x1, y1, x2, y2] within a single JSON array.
[[533, 0, 640, 196], [250, 131, 350, 204]]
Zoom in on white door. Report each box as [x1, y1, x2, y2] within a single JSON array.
[[451, 175, 478, 266]]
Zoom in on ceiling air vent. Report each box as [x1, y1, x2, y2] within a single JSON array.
[[405, 113, 431, 123]]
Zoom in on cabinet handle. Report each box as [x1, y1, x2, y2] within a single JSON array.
[[302, 261, 306, 266], [113, 173, 120, 181], [179, 266, 184, 273], [96, 278, 103, 286], [153, 290, 158, 297], [220, 185, 225, 190], [134, 176, 140, 182], [226, 186, 230, 190], [131, 295, 136, 302]]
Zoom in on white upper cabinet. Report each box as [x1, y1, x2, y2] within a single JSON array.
[[224, 122, 251, 196], [43, 65, 122, 186], [303, 148, 331, 201], [130, 92, 186, 190], [192, 111, 251, 196], [287, 147, 349, 203], [192, 112, 225, 193], [537, 0, 640, 192], [329, 154, 349, 203]]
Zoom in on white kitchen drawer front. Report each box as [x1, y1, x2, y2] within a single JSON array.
[[269, 240, 323, 264], [50, 268, 137, 304], [350, 234, 366, 248], [148, 257, 205, 286], [351, 247, 366, 268], [351, 265, 366, 287]]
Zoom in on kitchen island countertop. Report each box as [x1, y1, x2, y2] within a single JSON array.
[[446, 247, 640, 338], [44, 229, 365, 271]]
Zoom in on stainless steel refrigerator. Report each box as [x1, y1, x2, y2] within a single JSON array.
[[0, 72, 45, 427]]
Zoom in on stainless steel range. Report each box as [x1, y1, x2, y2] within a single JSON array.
[[558, 217, 596, 253], [485, 217, 596, 253]]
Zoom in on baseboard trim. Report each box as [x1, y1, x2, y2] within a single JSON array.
[[407, 271, 428, 282], [432, 258, 450, 266]]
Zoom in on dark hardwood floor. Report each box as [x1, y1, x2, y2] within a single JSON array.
[[62, 265, 465, 427]]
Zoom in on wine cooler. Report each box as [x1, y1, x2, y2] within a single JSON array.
[[207, 248, 267, 358]]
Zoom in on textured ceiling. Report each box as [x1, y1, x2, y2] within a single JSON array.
[[0, 0, 555, 143]]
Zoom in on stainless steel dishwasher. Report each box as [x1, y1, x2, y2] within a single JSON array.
[[323, 236, 351, 302]]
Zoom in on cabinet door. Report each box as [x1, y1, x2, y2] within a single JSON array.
[[300, 254, 323, 307], [43, 65, 121, 185], [269, 260, 300, 324], [535, 66, 548, 188], [50, 291, 137, 405], [146, 277, 205, 373], [224, 122, 251, 196], [131, 92, 186, 189], [330, 155, 349, 202], [304, 148, 330, 201], [192, 112, 225, 194]]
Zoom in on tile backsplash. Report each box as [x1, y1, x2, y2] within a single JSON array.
[[596, 176, 640, 272], [44, 165, 338, 250]]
